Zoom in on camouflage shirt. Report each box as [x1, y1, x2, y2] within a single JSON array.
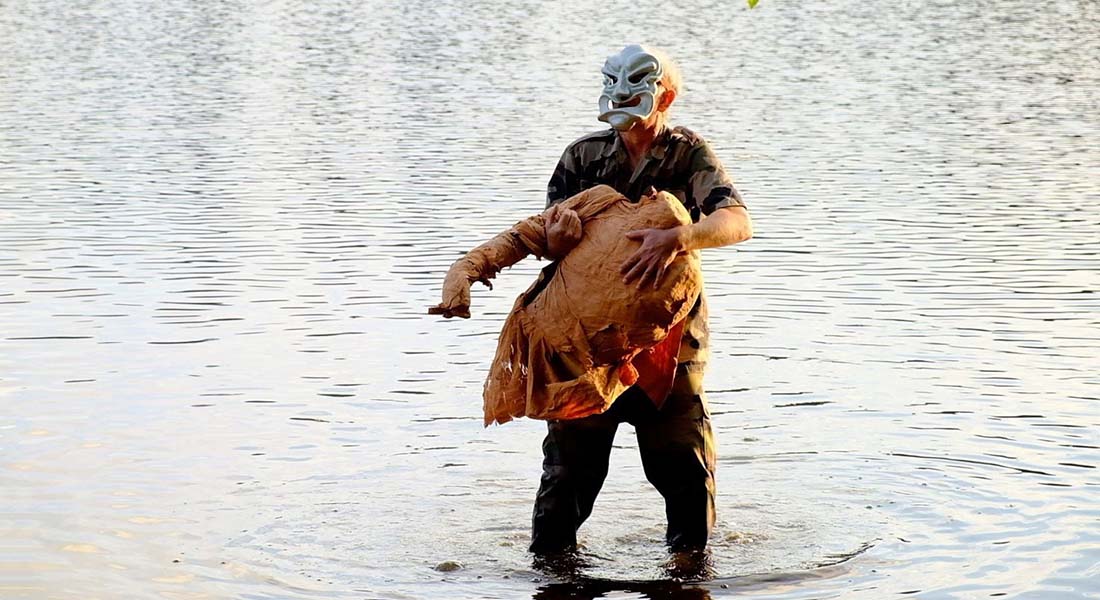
[[546, 125, 745, 370]]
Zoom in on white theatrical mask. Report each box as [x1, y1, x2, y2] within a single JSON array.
[[597, 45, 664, 131]]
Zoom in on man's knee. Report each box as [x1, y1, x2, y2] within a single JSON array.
[[637, 396, 716, 497], [641, 441, 714, 492]]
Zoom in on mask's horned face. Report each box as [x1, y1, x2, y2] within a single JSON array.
[[598, 45, 664, 131]]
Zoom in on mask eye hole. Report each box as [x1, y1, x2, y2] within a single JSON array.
[[604, 74, 618, 85], [628, 69, 653, 84]]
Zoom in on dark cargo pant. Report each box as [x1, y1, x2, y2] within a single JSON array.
[[529, 368, 716, 553]]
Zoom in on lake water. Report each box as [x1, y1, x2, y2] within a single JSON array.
[[1, 0, 1098, 598]]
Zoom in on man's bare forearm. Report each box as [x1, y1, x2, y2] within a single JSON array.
[[675, 206, 753, 252]]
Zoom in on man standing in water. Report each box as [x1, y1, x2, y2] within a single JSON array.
[[531, 45, 753, 559]]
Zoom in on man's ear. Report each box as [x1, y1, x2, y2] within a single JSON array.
[[658, 87, 677, 112]]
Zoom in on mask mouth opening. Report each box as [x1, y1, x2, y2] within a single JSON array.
[[611, 96, 643, 109]]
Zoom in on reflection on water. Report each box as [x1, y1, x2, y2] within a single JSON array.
[[1, 0, 1098, 598], [534, 580, 714, 600]]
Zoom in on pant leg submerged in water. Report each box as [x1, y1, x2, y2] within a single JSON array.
[[634, 367, 717, 551], [529, 408, 620, 554]]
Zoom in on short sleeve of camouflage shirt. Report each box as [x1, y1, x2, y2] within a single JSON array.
[[686, 135, 745, 217]]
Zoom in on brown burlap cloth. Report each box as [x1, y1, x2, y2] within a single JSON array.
[[430, 185, 702, 426]]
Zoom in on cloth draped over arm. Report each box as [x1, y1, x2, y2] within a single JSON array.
[[431, 185, 703, 426]]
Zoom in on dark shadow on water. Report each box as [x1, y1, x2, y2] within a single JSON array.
[[531, 542, 877, 599], [533, 548, 714, 582], [533, 579, 713, 600], [531, 549, 715, 600]]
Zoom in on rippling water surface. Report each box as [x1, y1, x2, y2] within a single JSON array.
[[2, 0, 1098, 598]]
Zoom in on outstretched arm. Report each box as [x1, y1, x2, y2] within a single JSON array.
[[428, 228, 536, 319], [430, 185, 622, 318]]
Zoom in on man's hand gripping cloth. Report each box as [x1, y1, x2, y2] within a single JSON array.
[[430, 185, 702, 426]]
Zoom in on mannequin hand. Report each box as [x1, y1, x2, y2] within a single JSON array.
[[545, 204, 582, 260], [428, 283, 471, 319], [428, 273, 487, 319]]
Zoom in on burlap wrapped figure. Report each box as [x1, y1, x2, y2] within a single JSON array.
[[430, 185, 702, 426]]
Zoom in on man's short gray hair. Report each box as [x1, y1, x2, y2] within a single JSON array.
[[648, 47, 682, 97]]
